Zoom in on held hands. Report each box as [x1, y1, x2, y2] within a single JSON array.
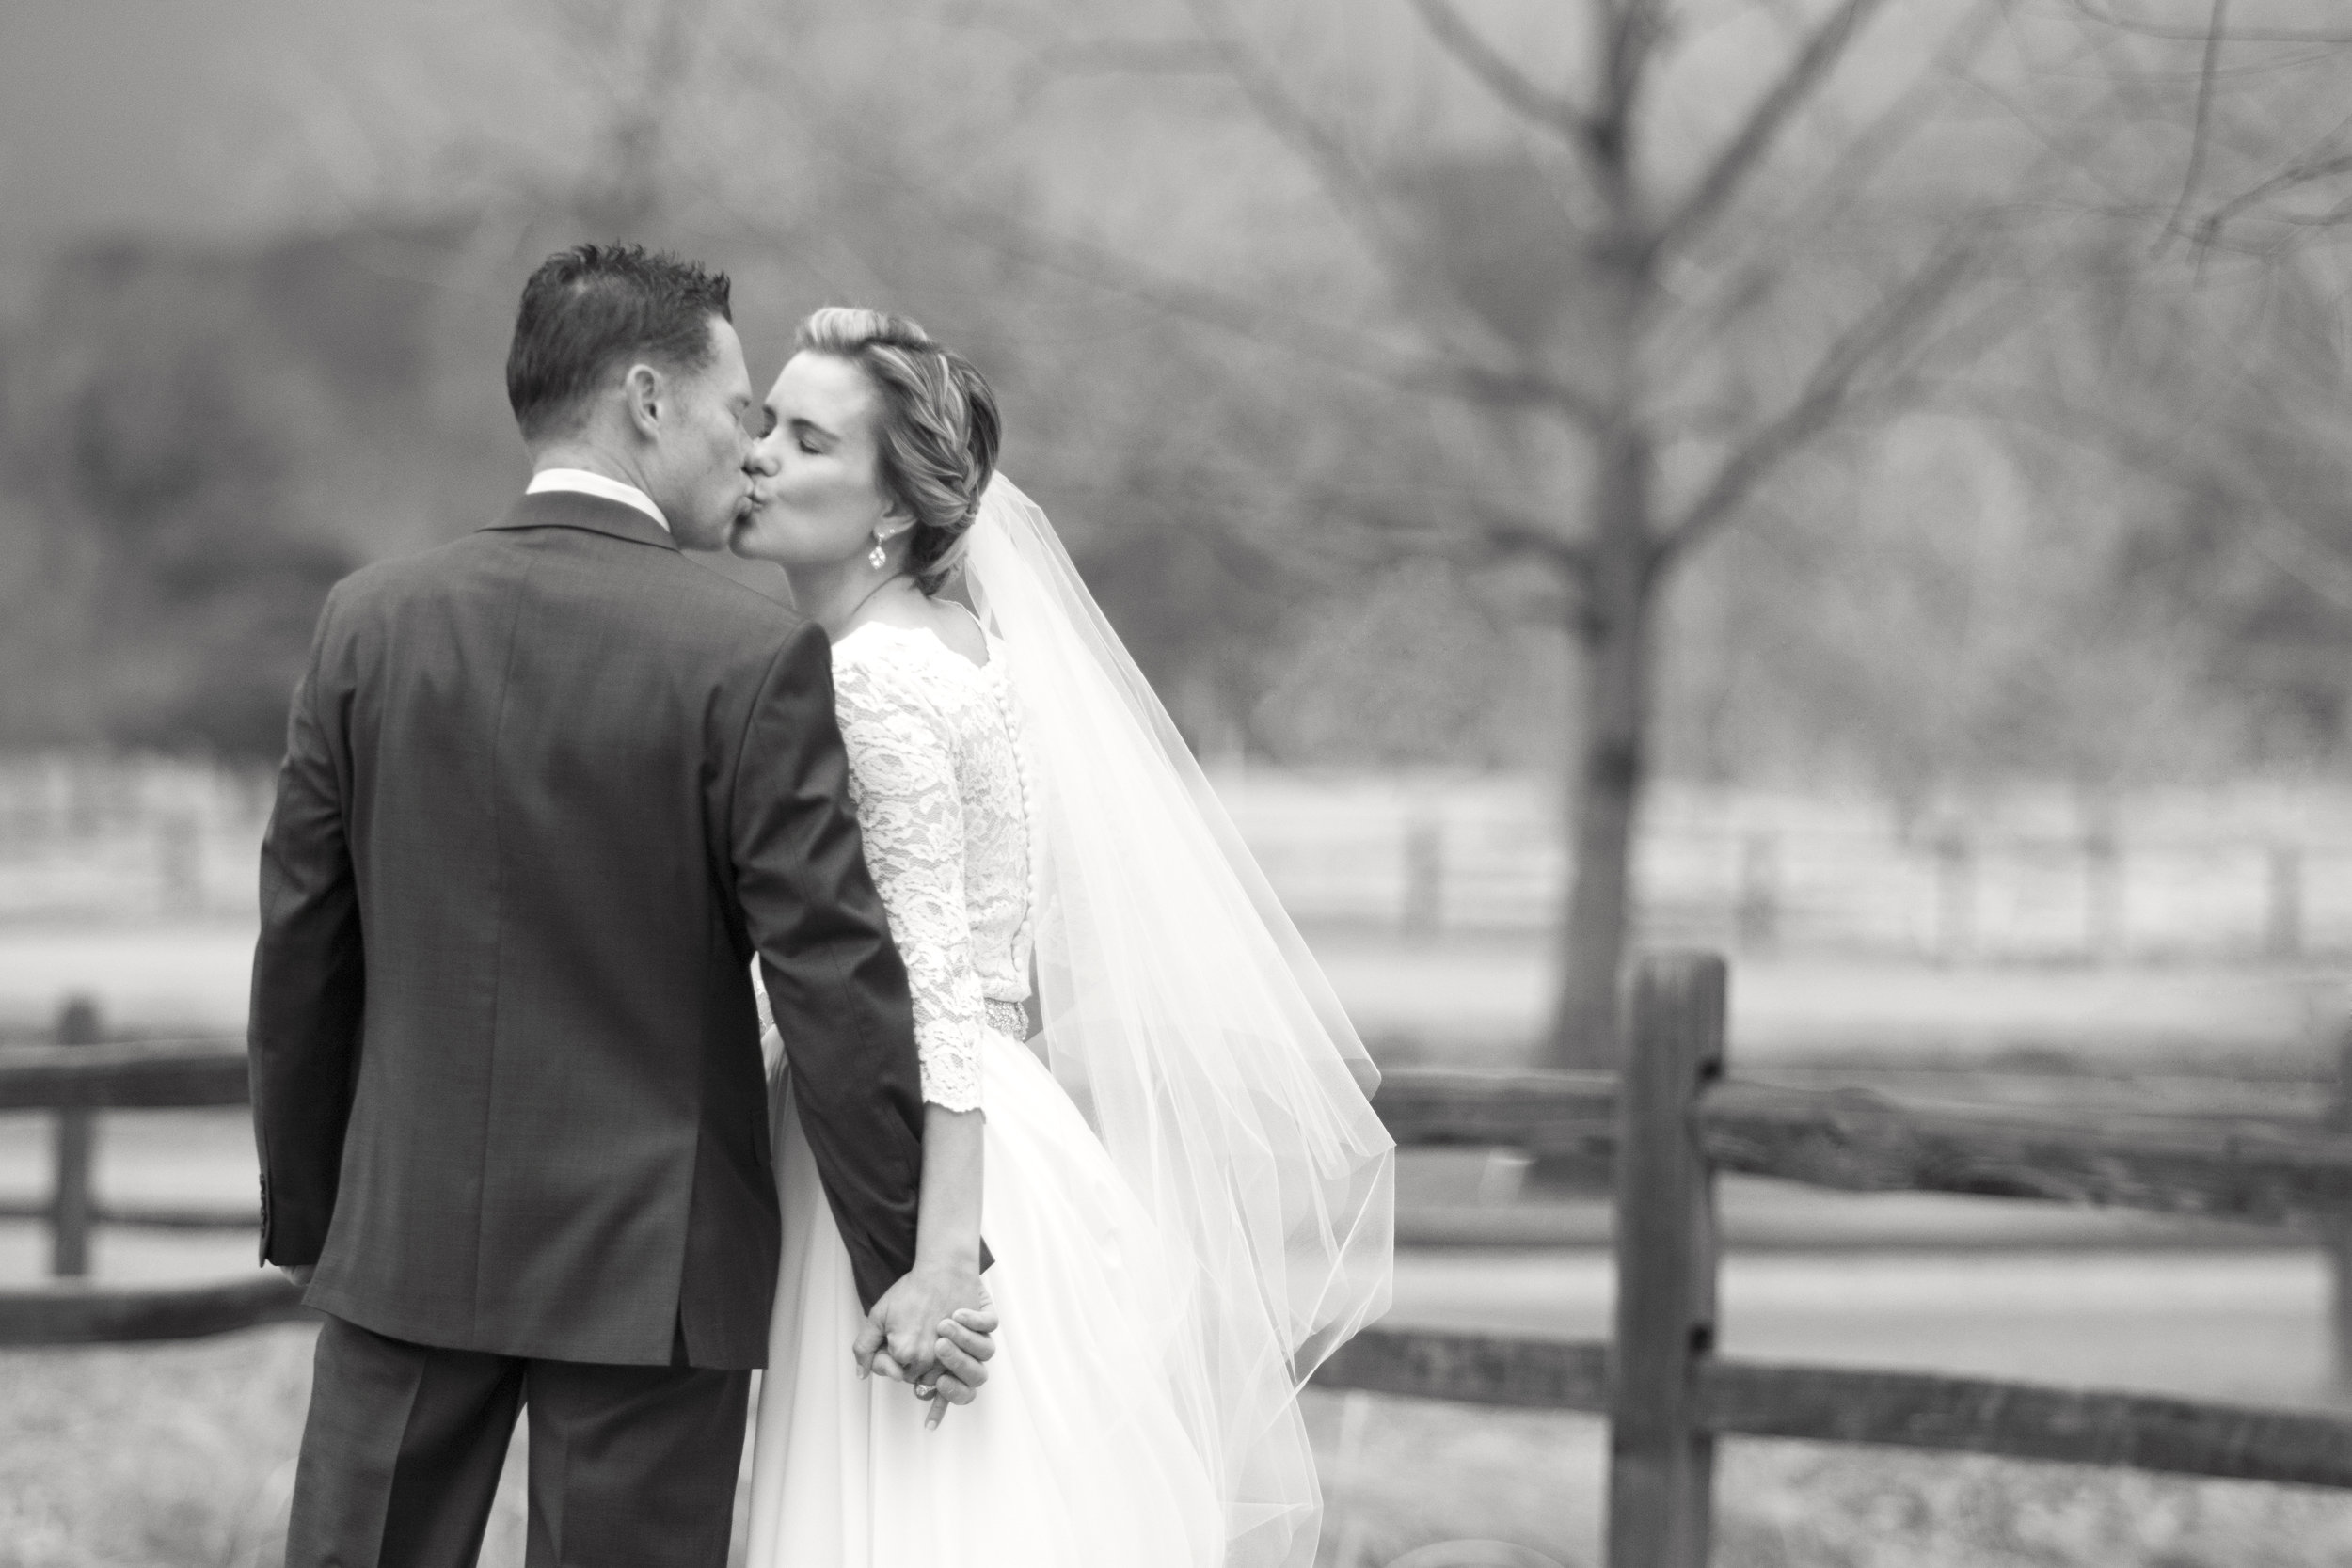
[[853, 1266, 997, 1430]]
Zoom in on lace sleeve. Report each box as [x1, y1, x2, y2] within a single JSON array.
[[834, 647, 985, 1113]]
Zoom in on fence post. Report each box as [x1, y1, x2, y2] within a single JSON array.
[[2267, 846, 2303, 962], [1734, 833, 1779, 954], [2083, 829, 2122, 963], [52, 996, 101, 1277], [158, 816, 204, 915], [1607, 952, 1726, 1568], [1934, 832, 1973, 963], [1401, 813, 1443, 938], [2331, 1025, 2352, 1391]]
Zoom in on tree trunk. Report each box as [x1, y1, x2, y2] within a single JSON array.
[[1546, 423, 1654, 1069], [1533, 0, 1660, 1071]]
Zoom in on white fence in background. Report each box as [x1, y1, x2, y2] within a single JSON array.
[[0, 755, 273, 924], [3, 755, 2350, 961], [1211, 771, 2352, 962]]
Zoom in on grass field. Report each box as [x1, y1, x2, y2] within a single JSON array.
[[8, 1325, 2352, 1568]]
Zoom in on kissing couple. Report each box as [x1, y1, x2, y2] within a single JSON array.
[[247, 244, 1394, 1568]]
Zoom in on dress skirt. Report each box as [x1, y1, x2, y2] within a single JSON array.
[[744, 1028, 1225, 1568]]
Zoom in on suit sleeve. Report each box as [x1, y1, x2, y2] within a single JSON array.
[[732, 622, 930, 1310], [247, 586, 365, 1266]]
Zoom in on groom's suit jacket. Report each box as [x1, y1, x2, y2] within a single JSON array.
[[247, 490, 928, 1369]]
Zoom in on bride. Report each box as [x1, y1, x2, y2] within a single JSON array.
[[728, 308, 1394, 1568]]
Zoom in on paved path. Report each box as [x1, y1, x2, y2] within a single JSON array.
[[1384, 1247, 2337, 1412]]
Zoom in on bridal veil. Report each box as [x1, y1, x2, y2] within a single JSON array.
[[961, 477, 1396, 1568]]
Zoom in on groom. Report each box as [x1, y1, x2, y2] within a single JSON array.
[[249, 245, 992, 1568]]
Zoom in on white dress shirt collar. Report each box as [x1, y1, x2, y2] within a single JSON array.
[[526, 468, 670, 533]]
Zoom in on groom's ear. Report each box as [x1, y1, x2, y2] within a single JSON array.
[[621, 362, 666, 439]]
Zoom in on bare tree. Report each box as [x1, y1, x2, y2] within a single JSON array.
[[994, 0, 2011, 1066], [2065, 0, 2352, 248]]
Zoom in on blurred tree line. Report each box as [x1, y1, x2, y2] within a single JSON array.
[[4, 0, 2351, 1060]]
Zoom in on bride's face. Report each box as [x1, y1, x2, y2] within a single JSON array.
[[731, 351, 898, 569]]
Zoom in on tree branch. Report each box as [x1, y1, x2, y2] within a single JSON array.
[[1406, 0, 1588, 140], [1327, 487, 1596, 584], [2065, 0, 2352, 46], [2194, 149, 2352, 241], [1956, 381, 2352, 624], [1442, 364, 1613, 428], [2153, 0, 2230, 256], [1654, 242, 1979, 571], [1654, 0, 2004, 379], [2240, 512, 2352, 619], [1599, 0, 1672, 134], [1179, 0, 1415, 281], [939, 198, 1605, 427], [1474, 500, 1597, 578], [1158, 0, 1613, 419], [1653, 0, 1896, 260], [1006, 36, 1229, 97]]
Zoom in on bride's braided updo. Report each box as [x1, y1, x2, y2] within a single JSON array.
[[796, 307, 1001, 594]]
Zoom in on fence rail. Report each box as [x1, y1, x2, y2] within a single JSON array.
[[1699, 1078, 2352, 1222], [0, 1275, 305, 1345], [0, 1037, 254, 1111], [1314, 1329, 2352, 1490]]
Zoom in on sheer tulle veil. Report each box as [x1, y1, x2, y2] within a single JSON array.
[[961, 476, 1396, 1568]]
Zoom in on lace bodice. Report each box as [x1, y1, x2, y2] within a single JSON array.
[[826, 619, 1034, 1113]]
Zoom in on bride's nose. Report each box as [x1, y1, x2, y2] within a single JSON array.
[[744, 444, 779, 477]]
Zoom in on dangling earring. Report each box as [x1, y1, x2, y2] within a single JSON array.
[[868, 534, 888, 572]]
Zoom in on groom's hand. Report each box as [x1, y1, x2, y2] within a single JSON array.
[[854, 1262, 985, 1381]]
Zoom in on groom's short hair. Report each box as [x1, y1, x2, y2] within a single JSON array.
[[506, 245, 734, 442]]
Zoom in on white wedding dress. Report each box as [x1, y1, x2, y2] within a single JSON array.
[[743, 619, 1225, 1568]]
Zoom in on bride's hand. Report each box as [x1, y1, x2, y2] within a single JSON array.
[[912, 1305, 998, 1429], [856, 1282, 995, 1429]]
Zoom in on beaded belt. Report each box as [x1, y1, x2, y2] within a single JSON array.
[[984, 998, 1031, 1041]]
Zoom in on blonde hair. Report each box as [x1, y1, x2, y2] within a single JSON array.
[[797, 307, 1001, 594]]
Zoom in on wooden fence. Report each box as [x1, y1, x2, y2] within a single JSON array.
[[0, 1003, 303, 1343], [1318, 953, 2352, 1566], [6, 962, 2352, 1566]]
